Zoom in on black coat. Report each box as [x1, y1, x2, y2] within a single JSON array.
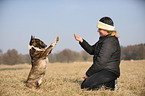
[[79, 35, 121, 77]]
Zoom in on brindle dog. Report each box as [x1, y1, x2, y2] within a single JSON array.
[[26, 36, 59, 88]]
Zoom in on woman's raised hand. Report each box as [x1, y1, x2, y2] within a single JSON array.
[[74, 33, 83, 42]]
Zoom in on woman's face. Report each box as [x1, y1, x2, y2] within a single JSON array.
[[98, 29, 109, 37]]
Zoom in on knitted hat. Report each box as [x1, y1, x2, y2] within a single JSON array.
[[97, 17, 115, 31]]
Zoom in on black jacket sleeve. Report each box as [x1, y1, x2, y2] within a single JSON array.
[[86, 37, 118, 77], [79, 39, 96, 55]]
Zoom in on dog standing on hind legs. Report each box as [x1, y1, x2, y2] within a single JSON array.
[[26, 36, 59, 88]]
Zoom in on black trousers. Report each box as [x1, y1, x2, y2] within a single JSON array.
[[81, 70, 117, 90]]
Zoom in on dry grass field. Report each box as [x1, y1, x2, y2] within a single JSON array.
[[0, 60, 145, 96]]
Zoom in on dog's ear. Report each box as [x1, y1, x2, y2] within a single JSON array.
[[30, 35, 35, 45], [31, 35, 35, 40]]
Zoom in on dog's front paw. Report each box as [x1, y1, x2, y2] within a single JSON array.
[[56, 36, 59, 42], [51, 36, 59, 47]]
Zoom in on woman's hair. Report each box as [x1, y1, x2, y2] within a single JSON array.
[[108, 31, 119, 38], [99, 17, 119, 38]]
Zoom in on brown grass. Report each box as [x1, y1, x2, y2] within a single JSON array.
[[0, 60, 145, 96]]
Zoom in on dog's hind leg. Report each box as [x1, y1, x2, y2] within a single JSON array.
[[37, 57, 49, 86], [38, 75, 43, 86]]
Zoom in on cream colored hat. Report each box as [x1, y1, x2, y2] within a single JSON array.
[[97, 17, 115, 31]]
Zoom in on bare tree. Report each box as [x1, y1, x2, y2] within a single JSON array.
[[2, 49, 20, 65], [121, 43, 145, 60], [0, 49, 2, 64], [81, 50, 92, 61], [55, 49, 80, 63]]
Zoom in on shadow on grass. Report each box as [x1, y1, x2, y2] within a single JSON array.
[[0, 68, 29, 71], [73, 79, 83, 85], [63, 78, 83, 86]]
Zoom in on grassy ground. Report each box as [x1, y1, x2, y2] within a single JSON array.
[[0, 60, 145, 96]]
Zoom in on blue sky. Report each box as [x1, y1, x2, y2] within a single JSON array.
[[0, 0, 145, 54]]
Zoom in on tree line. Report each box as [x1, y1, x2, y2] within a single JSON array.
[[0, 49, 30, 65], [121, 43, 145, 60], [0, 43, 145, 65]]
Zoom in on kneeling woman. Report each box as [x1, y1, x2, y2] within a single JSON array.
[[74, 17, 121, 90]]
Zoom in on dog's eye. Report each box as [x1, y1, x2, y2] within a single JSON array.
[[35, 40, 38, 43]]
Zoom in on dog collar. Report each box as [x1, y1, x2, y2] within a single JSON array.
[[28, 45, 44, 51]]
